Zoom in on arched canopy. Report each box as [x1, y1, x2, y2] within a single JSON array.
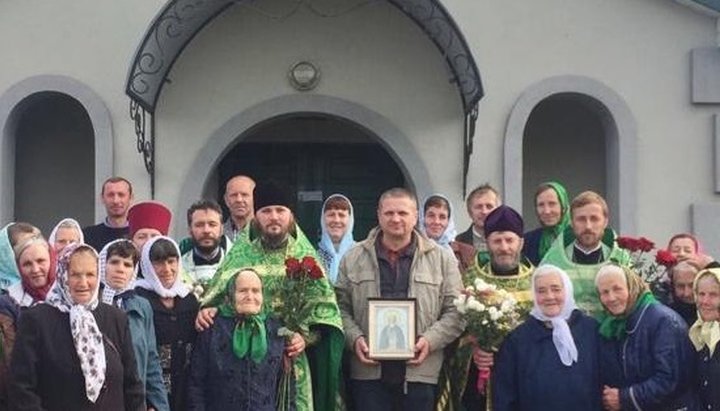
[[125, 0, 483, 115]]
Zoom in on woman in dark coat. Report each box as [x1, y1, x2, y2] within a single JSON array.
[[689, 268, 720, 410], [8, 243, 144, 411], [135, 236, 198, 410], [493, 264, 601, 411], [188, 268, 288, 411], [596, 264, 699, 411]]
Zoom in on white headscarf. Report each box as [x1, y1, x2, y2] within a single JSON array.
[[45, 243, 106, 403], [418, 194, 457, 249], [530, 264, 579, 366], [135, 236, 190, 298], [47, 218, 84, 249], [99, 239, 138, 307], [317, 194, 356, 284]]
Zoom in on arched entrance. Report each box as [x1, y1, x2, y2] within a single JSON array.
[[11, 92, 95, 232], [522, 93, 608, 228], [214, 114, 406, 244]]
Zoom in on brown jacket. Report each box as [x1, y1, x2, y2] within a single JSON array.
[[335, 228, 464, 384]]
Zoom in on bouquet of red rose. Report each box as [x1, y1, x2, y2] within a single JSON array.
[[274, 256, 325, 410], [615, 236, 677, 300]]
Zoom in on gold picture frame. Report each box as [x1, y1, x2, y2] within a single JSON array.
[[367, 298, 416, 360]]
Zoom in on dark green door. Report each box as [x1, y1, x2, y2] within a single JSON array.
[[218, 142, 406, 245]]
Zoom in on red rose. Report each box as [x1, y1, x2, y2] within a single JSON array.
[[637, 237, 655, 253], [301, 256, 316, 272], [309, 264, 324, 280], [616, 236, 640, 252], [285, 257, 302, 278], [655, 249, 678, 268]]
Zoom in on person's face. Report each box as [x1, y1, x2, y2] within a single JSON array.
[[536, 189, 562, 227], [132, 228, 162, 252], [468, 192, 499, 230], [534, 272, 566, 317], [151, 257, 179, 289], [695, 275, 720, 322], [424, 205, 449, 240], [255, 206, 292, 242], [105, 255, 135, 290], [224, 177, 255, 221], [672, 268, 697, 305], [54, 227, 81, 253], [571, 203, 608, 249], [323, 208, 350, 243], [597, 274, 629, 316], [669, 238, 698, 262], [487, 231, 523, 271], [67, 252, 98, 305], [189, 209, 223, 252], [234, 271, 263, 315], [102, 181, 132, 219], [378, 196, 417, 241], [18, 244, 51, 289]]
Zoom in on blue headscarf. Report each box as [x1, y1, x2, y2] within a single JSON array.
[[418, 194, 457, 249], [318, 194, 355, 284], [0, 223, 21, 290]]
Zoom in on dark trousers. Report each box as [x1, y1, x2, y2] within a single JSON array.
[[351, 379, 436, 411]]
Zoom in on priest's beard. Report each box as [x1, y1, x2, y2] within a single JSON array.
[[261, 232, 289, 250], [192, 237, 220, 255]]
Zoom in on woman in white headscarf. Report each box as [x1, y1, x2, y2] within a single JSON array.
[[135, 236, 198, 411], [47, 218, 84, 253], [8, 243, 144, 410], [492, 264, 602, 411], [317, 194, 355, 284], [419, 194, 457, 249]]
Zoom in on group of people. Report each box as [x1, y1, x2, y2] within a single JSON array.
[[0, 174, 716, 411]]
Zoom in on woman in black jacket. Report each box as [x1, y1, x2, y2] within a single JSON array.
[[690, 268, 720, 410], [8, 243, 144, 411]]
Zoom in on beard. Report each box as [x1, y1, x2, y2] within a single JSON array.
[[192, 236, 220, 255], [261, 231, 289, 250]]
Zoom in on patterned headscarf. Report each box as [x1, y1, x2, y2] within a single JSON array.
[[536, 182, 571, 258], [45, 243, 106, 403], [689, 268, 720, 356], [0, 224, 21, 289], [135, 236, 190, 298], [47, 218, 84, 251], [14, 235, 57, 302], [530, 264, 579, 366], [418, 193, 458, 250], [596, 265, 656, 340], [317, 194, 356, 284], [98, 239, 138, 308]]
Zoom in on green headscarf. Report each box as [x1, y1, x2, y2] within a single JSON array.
[[597, 266, 657, 340], [217, 269, 268, 363], [537, 181, 571, 258]]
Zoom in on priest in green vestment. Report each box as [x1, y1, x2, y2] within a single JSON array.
[[200, 181, 344, 411], [540, 191, 630, 317], [437, 205, 533, 411]]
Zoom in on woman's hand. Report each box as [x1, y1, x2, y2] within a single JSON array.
[[194, 307, 217, 331], [602, 386, 620, 411], [472, 347, 494, 370]]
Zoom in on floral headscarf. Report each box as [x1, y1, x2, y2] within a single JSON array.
[[530, 264, 579, 366], [596, 265, 656, 340], [99, 239, 138, 308], [0, 224, 21, 289], [47, 218, 84, 250], [418, 193, 458, 249], [689, 268, 720, 356], [134, 236, 190, 298], [536, 182, 570, 258], [14, 235, 57, 302], [45, 243, 106, 403], [317, 194, 355, 284]]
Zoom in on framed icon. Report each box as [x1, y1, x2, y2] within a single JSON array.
[[367, 298, 416, 360]]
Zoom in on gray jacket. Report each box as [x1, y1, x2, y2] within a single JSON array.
[[335, 227, 464, 384]]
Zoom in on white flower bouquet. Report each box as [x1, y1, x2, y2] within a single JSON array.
[[453, 278, 530, 352]]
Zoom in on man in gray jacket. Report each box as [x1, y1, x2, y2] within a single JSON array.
[[335, 187, 464, 411]]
